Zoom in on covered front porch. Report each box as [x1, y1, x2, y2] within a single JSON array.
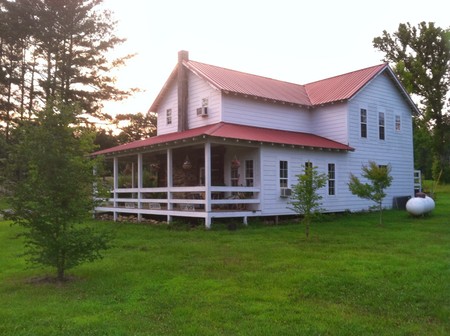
[[95, 141, 261, 228]]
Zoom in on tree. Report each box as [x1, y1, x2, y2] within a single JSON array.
[[113, 112, 157, 144], [0, 0, 135, 136], [348, 161, 393, 225], [94, 128, 120, 150], [373, 22, 450, 182], [6, 102, 111, 281], [289, 162, 328, 238]]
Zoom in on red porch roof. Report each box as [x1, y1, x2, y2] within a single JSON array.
[[92, 122, 353, 156]]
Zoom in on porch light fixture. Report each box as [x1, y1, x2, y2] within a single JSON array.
[[182, 155, 192, 170]]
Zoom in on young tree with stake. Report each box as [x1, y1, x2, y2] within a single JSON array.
[[348, 161, 393, 225], [289, 162, 328, 238]]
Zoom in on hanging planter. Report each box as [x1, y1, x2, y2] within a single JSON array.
[[182, 155, 192, 170], [231, 156, 240, 169], [150, 162, 160, 171]]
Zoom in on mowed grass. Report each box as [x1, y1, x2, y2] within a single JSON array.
[[0, 186, 449, 335]]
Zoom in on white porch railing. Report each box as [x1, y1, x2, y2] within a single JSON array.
[[95, 186, 261, 213]]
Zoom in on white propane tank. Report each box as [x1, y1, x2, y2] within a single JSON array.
[[406, 196, 435, 216]]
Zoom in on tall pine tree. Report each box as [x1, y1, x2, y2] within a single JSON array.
[[0, 0, 134, 138]]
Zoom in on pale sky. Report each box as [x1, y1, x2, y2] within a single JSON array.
[[101, 0, 449, 117]]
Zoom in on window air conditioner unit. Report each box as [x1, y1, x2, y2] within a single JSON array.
[[196, 107, 208, 117], [280, 188, 292, 198]]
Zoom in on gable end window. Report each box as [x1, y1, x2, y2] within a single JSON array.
[[360, 109, 367, 138], [379, 112, 385, 140], [166, 109, 172, 125], [279, 161, 288, 188]]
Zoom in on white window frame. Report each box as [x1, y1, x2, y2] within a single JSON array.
[[360, 108, 367, 138], [166, 109, 172, 125], [245, 160, 254, 187], [279, 160, 288, 188], [379, 111, 385, 140], [395, 115, 401, 132], [328, 163, 335, 196]]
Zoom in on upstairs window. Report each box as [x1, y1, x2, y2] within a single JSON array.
[[360, 109, 367, 138], [279, 161, 288, 188], [395, 115, 401, 132], [328, 163, 335, 195], [245, 160, 254, 187], [166, 109, 172, 125], [379, 112, 385, 140]]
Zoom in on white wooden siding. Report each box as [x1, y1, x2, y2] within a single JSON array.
[[310, 103, 349, 144], [156, 82, 178, 135], [346, 72, 414, 209], [222, 95, 312, 132], [186, 72, 222, 129], [259, 145, 353, 216], [157, 72, 222, 135]]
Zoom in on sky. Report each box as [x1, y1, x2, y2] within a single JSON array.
[[101, 0, 450, 117]]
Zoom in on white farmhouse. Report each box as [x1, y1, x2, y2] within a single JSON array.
[[93, 51, 418, 228]]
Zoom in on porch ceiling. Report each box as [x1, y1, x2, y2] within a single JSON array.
[[92, 122, 354, 157]]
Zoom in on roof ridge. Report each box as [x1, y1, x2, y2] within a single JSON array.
[[187, 60, 306, 88], [305, 63, 387, 86]]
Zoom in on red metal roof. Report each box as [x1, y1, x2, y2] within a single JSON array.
[[92, 122, 353, 156], [304, 64, 388, 105], [149, 60, 390, 112], [185, 61, 312, 106]]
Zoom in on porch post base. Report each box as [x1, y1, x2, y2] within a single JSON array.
[[243, 216, 248, 225], [205, 215, 212, 229]]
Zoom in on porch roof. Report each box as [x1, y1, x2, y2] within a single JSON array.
[[92, 122, 354, 156]]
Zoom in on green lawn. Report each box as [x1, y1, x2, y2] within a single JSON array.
[[0, 186, 449, 335]]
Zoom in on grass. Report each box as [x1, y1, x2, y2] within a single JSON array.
[[0, 186, 449, 335]]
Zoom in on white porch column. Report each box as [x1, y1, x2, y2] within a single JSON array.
[[113, 157, 119, 221], [137, 153, 143, 221], [204, 142, 212, 228], [166, 148, 173, 223]]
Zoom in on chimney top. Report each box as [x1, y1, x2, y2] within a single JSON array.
[[178, 50, 189, 63]]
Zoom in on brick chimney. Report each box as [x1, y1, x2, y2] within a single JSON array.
[[177, 50, 189, 132]]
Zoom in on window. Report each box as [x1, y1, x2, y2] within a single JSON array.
[[395, 115, 401, 131], [328, 163, 335, 195], [379, 112, 385, 140], [231, 167, 239, 186], [279, 161, 288, 188], [360, 109, 367, 138], [305, 161, 313, 171], [166, 109, 172, 125], [245, 160, 254, 187]]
